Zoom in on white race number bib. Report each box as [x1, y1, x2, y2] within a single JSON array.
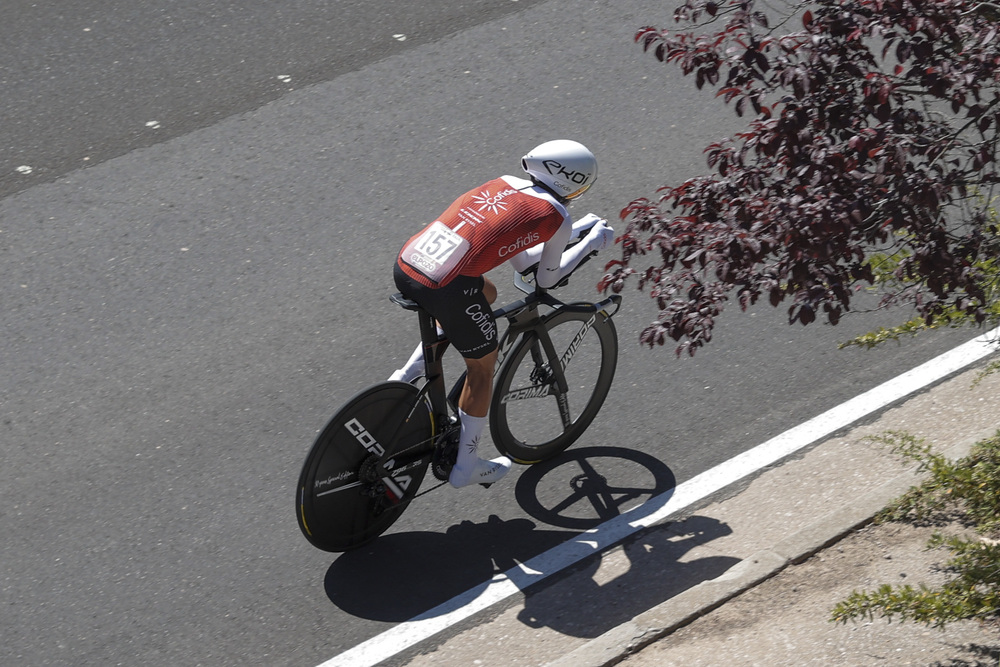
[[401, 221, 470, 284]]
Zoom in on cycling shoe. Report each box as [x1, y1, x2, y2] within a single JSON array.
[[449, 456, 511, 488]]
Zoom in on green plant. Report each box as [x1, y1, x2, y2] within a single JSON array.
[[831, 431, 1000, 627], [840, 196, 1000, 352], [832, 538, 1000, 626]]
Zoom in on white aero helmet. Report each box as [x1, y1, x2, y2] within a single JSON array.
[[521, 140, 597, 201]]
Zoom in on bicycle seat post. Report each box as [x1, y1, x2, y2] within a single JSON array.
[[416, 307, 439, 361], [391, 292, 449, 401], [418, 305, 453, 416]]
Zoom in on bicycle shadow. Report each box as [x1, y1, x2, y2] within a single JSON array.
[[324, 514, 569, 622], [510, 446, 740, 638], [324, 446, 735, 629], [513, 446, 677, 531]]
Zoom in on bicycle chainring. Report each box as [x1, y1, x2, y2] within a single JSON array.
[[431, 430, 459, 482]]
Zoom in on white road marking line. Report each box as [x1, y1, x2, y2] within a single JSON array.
[[318, 327, 999, 667]]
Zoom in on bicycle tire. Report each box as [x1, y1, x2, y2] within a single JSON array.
[[296, 381, 433, 552], [490, 306, 618, 463]]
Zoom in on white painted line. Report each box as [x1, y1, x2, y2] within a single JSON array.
[[318, 328, 999, 667]]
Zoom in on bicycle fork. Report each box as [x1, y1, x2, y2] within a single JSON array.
[[496, 294, 620, 428]]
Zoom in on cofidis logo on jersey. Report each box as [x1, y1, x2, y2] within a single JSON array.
[[498, 231, 540, 257], [472, 188, 517, 215]]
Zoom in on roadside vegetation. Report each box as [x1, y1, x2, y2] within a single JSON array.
[[830, 430, 1000, 629], [613, 0, 1000, 634], [603, 0, 1000, 356]]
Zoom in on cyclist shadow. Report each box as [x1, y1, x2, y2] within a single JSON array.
[[516, 514, 739, 638], [513, 446, 740, 638], [324, 514, 570, 622], [324, 445, 734, 629]]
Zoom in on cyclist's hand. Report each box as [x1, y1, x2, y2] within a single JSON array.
[[572, 212, 603, 238], [584, 219, 614, 252]]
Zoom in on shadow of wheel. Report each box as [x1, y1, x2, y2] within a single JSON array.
[[514, 446, 676, 530]]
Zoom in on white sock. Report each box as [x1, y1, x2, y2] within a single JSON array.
[[389, 326, 445, 382], [389, 342, 425, 383], [450, 409, 510, 487], [454, 409, 487, 470]]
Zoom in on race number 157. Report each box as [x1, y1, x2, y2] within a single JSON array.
[[414, 222, 464, 263], [417, 230, 458, 261]]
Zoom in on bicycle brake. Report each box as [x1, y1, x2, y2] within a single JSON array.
[[530, 363, 553, 385]]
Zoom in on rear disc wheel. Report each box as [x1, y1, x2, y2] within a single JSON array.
[[296, 382, 433, 552]]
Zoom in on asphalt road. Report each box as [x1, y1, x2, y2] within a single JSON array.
[[0, 0, 549, 200], [0, 1, 979, 666]]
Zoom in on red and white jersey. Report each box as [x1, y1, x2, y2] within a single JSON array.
[[397, 175, 571, 288]]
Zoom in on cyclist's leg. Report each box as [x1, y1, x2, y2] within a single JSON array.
[[481, 275, 497, 305], [457, 349, 495, 416], [450, 348, 510, 487], [424, 275, 508, 487], [388, 271, 510, 486], [389, 341, 429, 383], [387, 270, 498, 383]]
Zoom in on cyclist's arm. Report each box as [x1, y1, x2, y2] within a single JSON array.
[[533, 215, 614, 289], [507, 215, 572, 286], [534, 218, 575, 289], [508, 213, 614, 288]]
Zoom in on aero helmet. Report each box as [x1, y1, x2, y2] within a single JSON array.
[[521, 140, 597, 201]]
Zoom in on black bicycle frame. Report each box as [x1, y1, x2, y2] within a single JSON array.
[[492, 287, 621, 426], [390, 277, 622, 452], [388, 293, 452, 426]]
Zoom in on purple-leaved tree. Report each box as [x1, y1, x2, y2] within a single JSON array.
[[601, 0, 1000, 355]]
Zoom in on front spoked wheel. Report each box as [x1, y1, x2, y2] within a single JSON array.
[[296, 382, 433, 552], [490, 307, 618, 463]]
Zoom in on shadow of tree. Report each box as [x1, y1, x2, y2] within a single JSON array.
[[931, 641, 1000, 666]]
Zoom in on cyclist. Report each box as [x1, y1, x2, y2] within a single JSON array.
[[390, 140, 614, 489]]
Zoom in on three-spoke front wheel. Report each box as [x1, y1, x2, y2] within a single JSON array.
[[490, 308, 618, 463]]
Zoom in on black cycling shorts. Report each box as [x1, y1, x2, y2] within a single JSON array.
[[393, 263, 498, 359]]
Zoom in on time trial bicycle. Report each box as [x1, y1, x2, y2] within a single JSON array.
[[296, 247, 622, 552]]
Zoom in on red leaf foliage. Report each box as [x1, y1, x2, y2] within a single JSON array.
[[605, 0, 1000, 355]]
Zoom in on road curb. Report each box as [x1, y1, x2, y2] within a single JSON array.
[[545, 440, 975, 667]]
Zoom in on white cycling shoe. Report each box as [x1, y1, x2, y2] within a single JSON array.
[[449, 456, 512, 488]]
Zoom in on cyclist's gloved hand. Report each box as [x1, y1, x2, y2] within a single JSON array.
[[584, 219, 614, 252], [572, 212, 604, 239], [547, 218, 615, 289]]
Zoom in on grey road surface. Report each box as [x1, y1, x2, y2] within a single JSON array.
[[0, 1, 978, 666], [0, 0, 548, 200]]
